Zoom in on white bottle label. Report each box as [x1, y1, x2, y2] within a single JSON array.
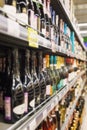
[[13, 104, 25, 115], [5, 97, 11, 120], [24, 92, 28, 113], [17, 13, 28, 25], [46, 85, 50, 95], [3, 5, 16, 20], [30, 99, 35, 108]]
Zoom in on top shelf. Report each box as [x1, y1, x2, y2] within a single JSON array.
[[51, 0, 87, 51]]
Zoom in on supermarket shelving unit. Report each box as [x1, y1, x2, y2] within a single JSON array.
[[0, 0, 87, 130]]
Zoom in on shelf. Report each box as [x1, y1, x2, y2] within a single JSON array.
[[0, 70, 86, 130], [0, 12, 86, 61], [51, 0, 87, 51], [61, 78, 86, 130]]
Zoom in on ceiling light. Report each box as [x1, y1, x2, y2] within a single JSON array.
[[80, 30, 87, 34], [78, 23, 87, 27]]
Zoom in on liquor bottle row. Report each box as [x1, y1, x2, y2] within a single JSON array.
[[68, 96, 85, 130], [35, 82, 85, 130], [0, 48, 85, 124]]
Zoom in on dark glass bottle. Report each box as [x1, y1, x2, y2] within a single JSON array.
[[43, 0, 50, 39], [16, 0, 28, 25], [27, 0, 35, 27], [0, 57, 6, 113], [37, 52, 46, 103], [39, 1, 46, 37], [4, 49, 24, 123], [42, 55, 51, 98], [30, 51, 40, 107], [33, 0, 41, 31], [23, 49, 34, 113]]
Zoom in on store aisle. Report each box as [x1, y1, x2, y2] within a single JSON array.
[[80, 91, 87, 130]]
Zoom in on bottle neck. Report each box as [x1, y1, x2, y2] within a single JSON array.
[[37, 52, 43, 74], [25, 49, 30, 75], [31, 51, 36, 74], [6, 49, 12, 76], [12, 49, 20, 78]]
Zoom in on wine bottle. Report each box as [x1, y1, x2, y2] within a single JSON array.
[[4, 0, 16, 20], [23, 49, 34, 113], [4, 49, 24, 123], [43, 0, 50, 39], [39, 1, 46, 37], [37, 51, 46, 103], [53, 56, 60, 91], [0, 57, 6, 113], [50, 55, 57, 94], [27, 0, 35, 27], [16, 0, 28, 25], [30, 51, 40, 107], [32, 0, 40, 31], [42, 54, 51, 99], [45, 55, 53, 96]]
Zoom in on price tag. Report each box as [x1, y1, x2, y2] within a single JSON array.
[[7, 19, 20, 37], [36, 113, 43, 125], [22, 128, 28, 130], [51, 40, 56, 52], [51, 101, 55, 109], [29, 118, 36, 130], [28, 27, 38, 48], [38, 35, 44, 47], [55, 96, 58, 105], [43, 109, 47, 119]]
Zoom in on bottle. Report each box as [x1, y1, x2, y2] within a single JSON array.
[[45, 55, 53, 96], [27, 0, 34, 27], [53, 56, 60, 91], [42, 54, 51, 99], [4, 0, 16, 20], [39, 0, 46, 37], [23, 49, 34, 113], [50, 55, 57, 94], [0, 57, 6, 113], [32, 0, 40, 31], [16, 0, 28, 25], [0, 0, 4, 7], [30, 51, 40, 107], [4, 49, 24, 123], [42, 119, 48, 130], [43, 0, 50, 39], [37, 52, 46, 103], [55, 105, 61, 130]]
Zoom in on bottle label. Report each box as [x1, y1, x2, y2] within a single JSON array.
[[34, 15, 37, 30], [13, 104, 25, 115], [5, 97, 11, 120], [42, 28, 46, 36], [30, 99, 35, 108], [46, 85, 51, 95], [30, 10, 34, 28], [24, 92, 28, 113], [3, 5, 16, 20], [16, 13, 28, 25]]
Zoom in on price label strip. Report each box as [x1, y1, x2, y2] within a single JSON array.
[[28, 27, 38, 48]]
